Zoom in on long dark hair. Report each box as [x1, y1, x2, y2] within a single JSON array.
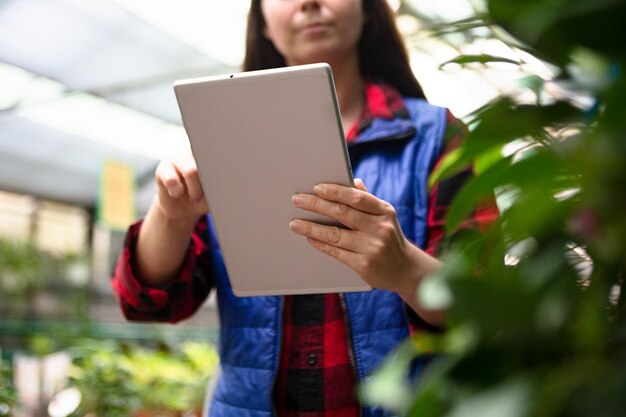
[[243, 0, 426, 99]]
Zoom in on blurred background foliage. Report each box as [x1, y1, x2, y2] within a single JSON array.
[[0, 361, 15, 417], [67, 339, 218, 417], [0, 239, 91, 320], [364, 0, 626, 416]]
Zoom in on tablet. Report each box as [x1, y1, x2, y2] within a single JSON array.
[[174, 63, 371, 296]]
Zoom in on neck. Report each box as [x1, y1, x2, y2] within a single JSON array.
[[328, 55, 365, 135]]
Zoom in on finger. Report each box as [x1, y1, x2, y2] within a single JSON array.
[[312, 183, 394, 216], [175, 158, 205, 202], [289, 219, 366, 253], [292, 193, 369, 230], [354, 178, 368, 192], [156, 161, 185, 198], [305, 236, 360, 271]]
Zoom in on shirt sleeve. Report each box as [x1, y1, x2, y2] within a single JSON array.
[[110, 216, 213, 323], [406, 110, 499, 333]]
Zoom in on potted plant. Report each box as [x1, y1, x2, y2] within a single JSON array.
[[362, 0, 626, 416]]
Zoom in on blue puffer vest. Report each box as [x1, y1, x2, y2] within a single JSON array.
[[205, 98, 447, 417]]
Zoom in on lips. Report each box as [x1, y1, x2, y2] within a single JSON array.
[[300, 21, 331, 34]]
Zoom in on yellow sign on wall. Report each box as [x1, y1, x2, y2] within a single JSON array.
[[98, 161, 136, 230]]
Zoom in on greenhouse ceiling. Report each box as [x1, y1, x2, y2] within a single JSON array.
[[0, 0, 244, 207], [0, 0, 553, 210]]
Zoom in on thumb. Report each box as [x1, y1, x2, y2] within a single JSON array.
[[354, 178, 368, 192]]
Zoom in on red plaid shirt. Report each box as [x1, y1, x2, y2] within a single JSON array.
[[111, 82, 497, 417]]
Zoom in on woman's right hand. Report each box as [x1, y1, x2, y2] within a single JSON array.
[[134, 156, 208, 285], [154, 157, 209, 221]]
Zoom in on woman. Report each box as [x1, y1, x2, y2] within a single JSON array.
[[112, 0, 494, 416]]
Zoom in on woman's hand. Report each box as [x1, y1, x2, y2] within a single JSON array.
[[134, 156, 208, 285], [154, 157, 209, 221], [289, 179, 443, 324]]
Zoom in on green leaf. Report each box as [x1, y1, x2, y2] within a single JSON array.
[[446, 378, 532, 417], [360, 341, 420, 414], [430, 98, 583, 187], [418, 275, 454, 311], [445, 156, 511, 232], [489, 0, 626, 64], [439, 54, 521, 69], [517, 74, 545, 104], [468, 101, 583, 150], [429, 147, 464, 188], [474, 145, 504, 175]]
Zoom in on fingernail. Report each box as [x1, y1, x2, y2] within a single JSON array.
[[289, 220, 303, 232], [292, 195, 305, 206], [313, 184, 327, 196]]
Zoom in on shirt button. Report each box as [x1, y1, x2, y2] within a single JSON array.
[[307, 353, 317, 366]]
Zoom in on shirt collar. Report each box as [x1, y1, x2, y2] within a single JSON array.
[[346, 80, 410, 142]]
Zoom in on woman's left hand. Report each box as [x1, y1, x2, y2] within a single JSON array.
[[289, 179, 436, 296]]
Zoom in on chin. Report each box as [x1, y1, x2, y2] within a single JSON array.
[[291, 49, 347, 67]]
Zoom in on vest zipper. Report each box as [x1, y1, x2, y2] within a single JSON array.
[[339, 292, 364, 417], [271, 296, 285, 417]]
